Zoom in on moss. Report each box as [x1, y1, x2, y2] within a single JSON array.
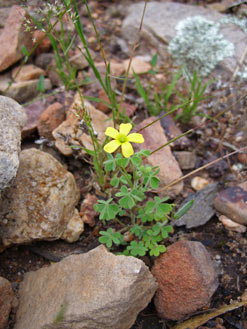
[[168, 16, 235, 78]]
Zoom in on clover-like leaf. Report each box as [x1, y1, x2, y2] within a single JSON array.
[[103, 153, 116, 172], [99, 228, 123, 248], [126, 241, 148, 257], [149, 244, 166, 257], [110, 176, 120, 188], [130, 225, 143, 238], [94, 199, 119, 221], [150, 176, 160, 189]]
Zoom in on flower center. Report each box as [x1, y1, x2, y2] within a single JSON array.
[[117, 133, 128, 144]]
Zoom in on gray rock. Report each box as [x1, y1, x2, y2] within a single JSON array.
[[0, 148, 83, 251], [175, 183, 219, 228], [0, 277, 14, 329], [122, 2, 247, 78], [0, 96, 27, 193], [14, 245, 157, 329]]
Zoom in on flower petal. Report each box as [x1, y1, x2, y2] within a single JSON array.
[[105, 127, 119, 138], [119, 123, 132, 136], [127, 133, 144, 144], [104, 140, 120, 153], [121, 142, 134, 158]]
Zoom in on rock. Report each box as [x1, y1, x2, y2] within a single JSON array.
[[33, 30, 51, 56], [174, 151, 196, 170], [123, 56, 152, 77], [135, 117, 183, 197], [214, 181, 247, 225], [122, 2, 246, 78], [96, 60, 124, 77], [12, 64, 45, 82], [37, 102, 65, 140], [0, 96, 27, 194], [191, 176, 210, 191], [121, 102, 136, 117], [0, 8, 10, 28], [0, 6, 33, 72], [0, 148, 83, 251], [159, 114, 191, 149], [0, 277, 14, 329], [14, 245, 157, 329], [80, 193, 98, 227], [96, 89, 111, 113], [53, 93, 112, 156], [35, 53, 54, 70], [0, 78, 52, 103], [219, 215, 246, 233], [69, 48, 96, 70], [175, 183, 219, 229], [152, 240, 218, 320]]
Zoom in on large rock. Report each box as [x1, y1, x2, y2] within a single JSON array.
[[14, 245, 157, 329], [53, 93, 112, 156], [152, 240, 218, 320], [0, 148, 83, 251], [0, 6, 33, 72], [135, 117, 183, 197], [214, 181, 247, 225], [0, 277, 14, 329], [122, 2, 246, 78], [0, 96, 27, 194]]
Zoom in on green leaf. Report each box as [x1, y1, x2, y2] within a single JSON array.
[[94, 199, 119, 221], [130, 155, 142, 166], [161, 225, 174, 239], [126, 241, 148, 257], [174, 200, 194, 219], [110, 176, 120, 188], [119, 195, 135, 209], [130, 225, 143, 238], [104, 154, 116, 172], [150, 53, 158, 67], [37, 75, 45, 93], [99, 228, 122, 248], [149, 244, 166, 257], [150, 176, 160, 189]]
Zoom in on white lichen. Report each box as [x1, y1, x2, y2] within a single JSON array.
[[220, 15, 247, 32], [168, 16, 235, 78]]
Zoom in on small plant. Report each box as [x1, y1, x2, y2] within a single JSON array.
[[93, 124, 192, 257]]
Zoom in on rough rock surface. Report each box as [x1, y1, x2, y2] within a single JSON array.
[[152, 240, 218, 320], [14, 245, 157, 329], [12, 64, 45, 82], [214, 181, 247, 225], [53, 93, 112, 156], [175, 183, 219, 228], [0, 148, 83, 251], [122, 2, 246, 77], [37, 102, 65, 140], [0, 277, 14, 329], [0, 96, 27, 193], [135, 117, 183, 197], [0, 6, 33, 72]]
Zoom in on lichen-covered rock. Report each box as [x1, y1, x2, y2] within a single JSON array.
[[14, 245, 157, 329], [122, 2, 246, 78], [0, 148, 83, 251], [0, 96, 27, 194]]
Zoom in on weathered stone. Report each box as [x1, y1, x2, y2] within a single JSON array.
[[33, 30, 51, 56], [0, 96, 27, 193], [123, 56, 152, 77], [35, 53, 54, 70], [12, 64, 45, 82], [214, 181, 247, 225], [219, 215, 246, 233], [37, 102, 65, 140], [80, 193, 98, 227], [174, 151, 196, 170], [191, 176, 210, 191], [0, 148, 83, 251], [160, 114, 191, 149], [0, 6, 33, 72], [69, 48, 96, 70], [135, 117, 183, 197], [152, 240, 218, 320], [2, 79, 52, 103], [122, 2, 246, 78], [0, 8, 10, 28], [14, 245, 157, 329], [175, 183, 219, 229], [0, 277, 14, 329], [53, 94, 112, 156]]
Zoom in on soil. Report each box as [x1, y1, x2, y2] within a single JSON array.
[[1, 0, 247, 328]]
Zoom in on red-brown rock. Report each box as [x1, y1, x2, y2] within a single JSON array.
[[152, 240, 218, 320], [37, 102, 65, 139], [80, 193, 98, 227], [0, 277, 14, 329], [12, 64, 45, 82], [0, 6, 33, 72]]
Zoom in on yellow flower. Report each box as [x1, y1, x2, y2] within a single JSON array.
[[104, 123, 144, 158]]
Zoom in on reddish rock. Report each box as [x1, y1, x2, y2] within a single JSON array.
[[12, 64, 45, 82], [80, 193, 98, 227], [33, 30, 51, 56], [37, 102, 65, 140], [96, 89, 111, 113], [0, 6, 33, 72], [135, 117, 183, 197], [214, 181, 247, 225], [121, 102, 136, 117], [152, 240, 218, 320], [0, 277, 14, 329]]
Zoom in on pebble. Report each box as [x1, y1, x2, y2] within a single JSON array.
[[191, 176, 209, 191]]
